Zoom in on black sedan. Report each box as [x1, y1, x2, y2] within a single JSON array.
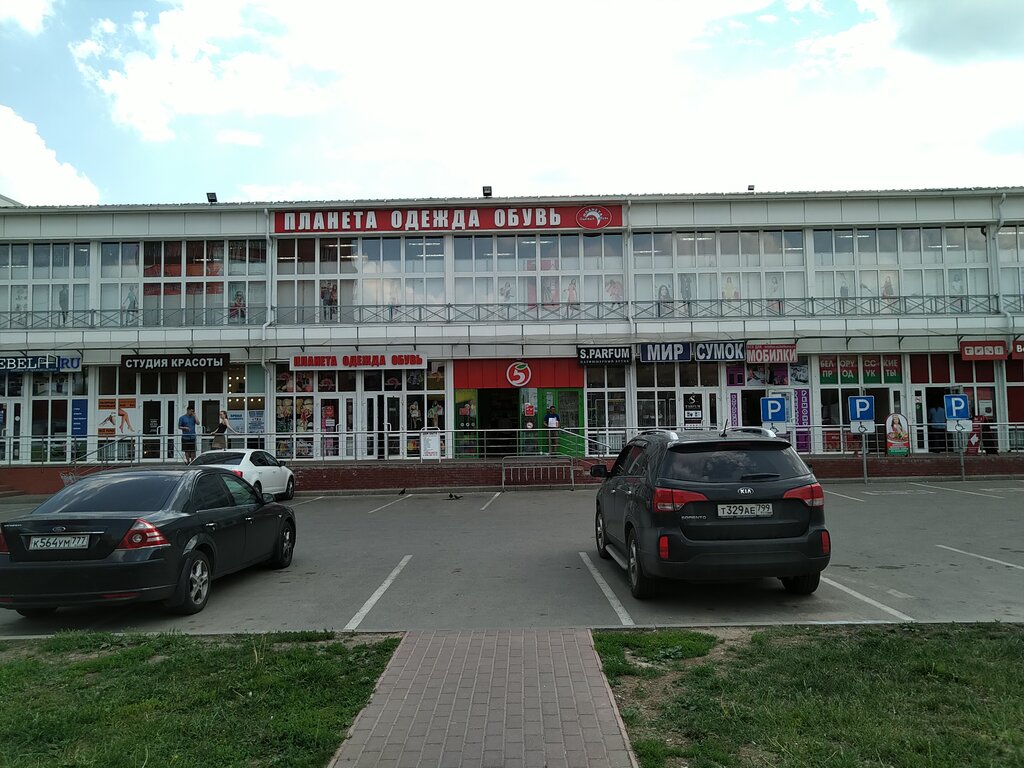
[[0, 467, 296, 618]]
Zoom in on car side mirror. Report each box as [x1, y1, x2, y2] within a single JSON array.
[[262, 493, 276, 505], [278, 460, 287, 467], [590, 464, 609, 478]]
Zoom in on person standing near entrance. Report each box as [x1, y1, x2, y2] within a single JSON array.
[[209, 410, 237, 450], [178, 405, 201, 463], [928, 404, 946, 453], [545, 405, 560, 454]]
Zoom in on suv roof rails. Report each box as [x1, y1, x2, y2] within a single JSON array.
[[637, 428, 680, 440], [724, 426, 778, 437]]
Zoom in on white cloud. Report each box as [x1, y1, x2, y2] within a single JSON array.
[[60, 0, 1024, 199], [0, 0, 54, 35], [216, 129, 263, 147], [0, 106, 101, 205]]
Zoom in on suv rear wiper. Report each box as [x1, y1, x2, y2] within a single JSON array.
[[739, 472, 781, 481]]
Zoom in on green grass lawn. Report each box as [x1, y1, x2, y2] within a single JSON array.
[[594, 623, 1024, 768], [0, 631, 400, 768]]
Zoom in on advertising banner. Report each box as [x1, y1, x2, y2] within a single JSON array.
[[794, 388, 811, 453], [838, 355, 859, 385], [96, 398, 139, 437], [861, 355, 882, 384], [885, 413, 910, 456], [274, 204, 623, 234], [882, 354, 903, 383], [819, 356, 837, 385]]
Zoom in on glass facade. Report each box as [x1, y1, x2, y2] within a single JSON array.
[[1, 193, 1022, 464]]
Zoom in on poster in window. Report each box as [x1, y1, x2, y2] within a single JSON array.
[[819, 356, 837, 385], [862, 355, 882, 384], [838, 355, 859, 385], [882, 354, 903, 383]]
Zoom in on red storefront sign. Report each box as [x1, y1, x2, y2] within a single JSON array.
[[1012, 338, 1024, 360], [290, 353, 426, 370], [959, 340, 1008, 360], [273, 204, 623, 234], [746, 344, 797, 364], [454, 359, 584, 389]]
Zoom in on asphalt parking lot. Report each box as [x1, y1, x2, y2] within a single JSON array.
[[1, 480, 1022, 637]]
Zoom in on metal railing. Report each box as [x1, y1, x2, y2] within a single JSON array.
[[4, 422, 1022, 467], [2, 294, 1019, 330]]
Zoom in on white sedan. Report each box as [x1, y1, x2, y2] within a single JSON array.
[[191, 449, 295, 500]]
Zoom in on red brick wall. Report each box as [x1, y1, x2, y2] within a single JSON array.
[[2, 454, 1022, 496]]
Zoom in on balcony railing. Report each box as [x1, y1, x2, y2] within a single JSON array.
[[0, 295, 1018, 330]]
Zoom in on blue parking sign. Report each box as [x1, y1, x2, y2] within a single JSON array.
[[848, 396, 874, 422], [944, 394, 970, 420], [760, 397, 786, 423]]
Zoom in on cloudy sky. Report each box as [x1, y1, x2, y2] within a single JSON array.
[[1, 0, 1023, 206]]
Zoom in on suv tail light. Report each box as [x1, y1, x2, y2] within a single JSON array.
[[783, 483, 825, 508], [653, 487, 708, 513], [116, 519, 170, 550], [821, 530, 831, 555], [0, 529, 8, 554]]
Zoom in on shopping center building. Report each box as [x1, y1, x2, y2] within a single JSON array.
[[1, 187, 1023, 473]]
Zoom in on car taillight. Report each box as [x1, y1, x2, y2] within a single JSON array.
[[116, 519, 170, 550], [653, 487, 708, 513], [232, 470, 244, 478], [783, 483, 825, 508], [0, 530, 8, 554], [821, 530, 831, 555]]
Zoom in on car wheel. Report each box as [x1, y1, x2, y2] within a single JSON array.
[[781, 572, 821, 595], [283, 477, 295, 500], [267, 521, 295, 569], [16, 607, 57, 619], [167, 551, 212, 615], [595, 509, 610, 560], [627, 530, 655, 599]]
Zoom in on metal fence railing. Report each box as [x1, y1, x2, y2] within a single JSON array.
[[1, 293, 1019, 330], [4, 422, 1022, 467]]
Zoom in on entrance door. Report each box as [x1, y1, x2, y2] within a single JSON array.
[[367, 394, 402, 458], [318, 395, 356, 459], [0, 402, 20, 462], [141, 400, 176, 461]]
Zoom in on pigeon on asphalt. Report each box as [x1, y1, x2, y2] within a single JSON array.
[[398, 488, 406, 495]]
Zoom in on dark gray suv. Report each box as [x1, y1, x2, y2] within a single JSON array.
[[590, 429, 831, 599]]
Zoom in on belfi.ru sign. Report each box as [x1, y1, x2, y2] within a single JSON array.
[[0, 354, 82, 372], [638, 341, 746, 363]]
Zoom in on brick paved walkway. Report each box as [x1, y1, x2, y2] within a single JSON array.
[[329, 629, 637, 768]]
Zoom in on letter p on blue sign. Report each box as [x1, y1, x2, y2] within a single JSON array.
[[848, 395, 874, 422], [760, 397, 786, 423], [944, 394, 969, 420]]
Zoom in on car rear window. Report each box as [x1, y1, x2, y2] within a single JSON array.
[[32, 474, 180, 515], [662, 441, 809, 483], [191, 452, 245, 466]]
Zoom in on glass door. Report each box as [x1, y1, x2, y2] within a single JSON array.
[[141, 399, 176, 461], [0, 401, 20, 462], [366, 394, 402, 458]]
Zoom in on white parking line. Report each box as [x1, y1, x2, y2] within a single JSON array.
[[367, 495, 412, 514], [344, 555, 413, 631], [579, 552, 634, 626], [288, 496, 323, 507], [824, 489, 865, 502], [936, 545, 1024, 571], [821, 576, 915, 622], [481, 492, 501, 511], [910, 482, 1004, 499]]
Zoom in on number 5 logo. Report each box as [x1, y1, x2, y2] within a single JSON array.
[[506, 361, 532, 387]]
